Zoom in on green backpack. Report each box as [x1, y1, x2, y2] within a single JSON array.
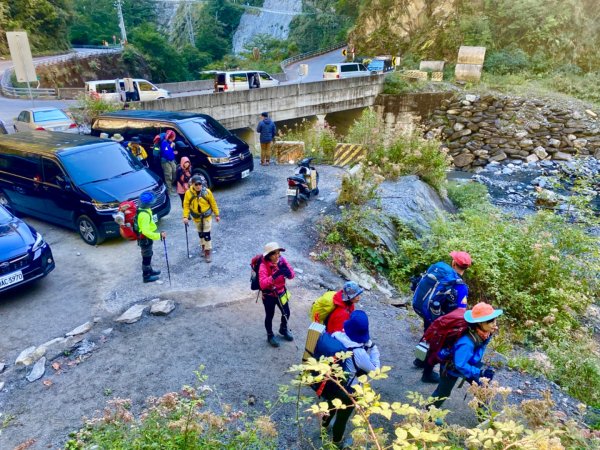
[[309, 291, 337, 324]]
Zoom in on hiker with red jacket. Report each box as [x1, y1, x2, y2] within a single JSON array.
[[430, 302, 503, 409], [258, 242, 295, 347], [326, 281, 364, 334]]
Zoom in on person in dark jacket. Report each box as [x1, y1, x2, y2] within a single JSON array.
[[137, 191, 166, 283], [430, 302, 503, 409], [256, 112, 277, 166], [258, 242, 295, 347], [326, 281, 364, 334], [160, 129, 178, 195]]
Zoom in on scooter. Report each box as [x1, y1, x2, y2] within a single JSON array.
[[287, 157, 319, 211]]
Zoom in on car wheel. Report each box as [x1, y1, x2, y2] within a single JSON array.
[[77, 215, 105, 245], [194, 168, 213, 189], [290, 198, 300, 211]]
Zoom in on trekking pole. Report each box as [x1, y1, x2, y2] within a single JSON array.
[[184, 222, 191, 258], [162, 237, 172, 286], [277, 294, 299, 351]]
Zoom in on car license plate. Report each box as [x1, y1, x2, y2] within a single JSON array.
[[0, 270, 23, 288], [287, 189, 297, 196], [241, 169, 250, 178]]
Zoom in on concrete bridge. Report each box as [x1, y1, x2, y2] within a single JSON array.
[[138, 75, 386, 130]]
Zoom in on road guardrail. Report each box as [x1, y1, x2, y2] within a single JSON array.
[[280, 42, 346, 72]]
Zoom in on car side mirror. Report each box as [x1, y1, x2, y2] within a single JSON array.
[[56, 176, 71, 190]]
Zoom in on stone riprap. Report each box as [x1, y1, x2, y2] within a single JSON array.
[[426, 94, 600, 170]]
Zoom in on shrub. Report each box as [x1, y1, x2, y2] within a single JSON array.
[[69, 95, 120, 127], [447, 181, 491, 210], [278, 119, 338, 163], [337, 169, 380, 206], [345, 108, 384, 153], [484, 48, 531, 74]]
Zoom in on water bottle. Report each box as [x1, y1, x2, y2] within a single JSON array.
[[430, 300, 441, 317]]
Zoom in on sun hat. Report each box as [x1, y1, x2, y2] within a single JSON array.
[[139, 191, 156, 207], [263, 242, 285, 257], [342, 281, 364, 301], [99, 132, 109, 139], [464, 302, 503, 324], [343, 310, 370, 343], [111, 133, 124, 142], [450, 251, 472, 268]]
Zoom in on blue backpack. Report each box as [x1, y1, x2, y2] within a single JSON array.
[[312, 333, 367, 390], [411, 262, 465, 324]]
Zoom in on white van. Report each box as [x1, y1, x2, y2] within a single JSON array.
[[323, 63, 370, 80], [84, 78, 171, 103], [212, 71, 280, 92]]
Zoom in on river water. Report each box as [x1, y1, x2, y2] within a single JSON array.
[[232, 0, 302, 54]]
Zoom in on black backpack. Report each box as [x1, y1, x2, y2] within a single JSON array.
[[250, 254, 263, 291]]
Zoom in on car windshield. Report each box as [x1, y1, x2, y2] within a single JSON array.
[[0, 206, 13, 224], [33, 109, 69, 123], [178, 117, 230, 145], [60, 143, 143, 185]]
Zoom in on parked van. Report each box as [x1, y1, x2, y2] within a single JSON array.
[[211, 71, 280, 92], [84, 78, 170, 103], [323, 63, 369, 80], [0, 131, 171, 245], [91, 111, 253, 187], [367, 57, 395, 73]]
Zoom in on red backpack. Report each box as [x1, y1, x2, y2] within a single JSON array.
[[114, 201, 148, 241], [422, 308, 468, 366]]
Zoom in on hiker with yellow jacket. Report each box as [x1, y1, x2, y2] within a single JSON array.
[[182, 175, 220, 262]]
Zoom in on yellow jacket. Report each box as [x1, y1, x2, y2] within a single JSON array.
[[182, 186, 219, 222], [128, 142, 148, 161]]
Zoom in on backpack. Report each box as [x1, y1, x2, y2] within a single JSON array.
[[412, 261, 465, 324], [309, 291, 336, 324], [422, 308, 468, 366], [250, 254, 263, 291], [311, 332, 367, 390], [113, 201, 150, 241]]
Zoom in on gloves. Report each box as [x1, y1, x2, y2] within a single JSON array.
[[481, 368, 495, 381], [277, 261, 292, 278], [271, 269, 283, 280]]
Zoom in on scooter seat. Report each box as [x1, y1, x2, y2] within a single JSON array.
[[288, 175, 307, 184]]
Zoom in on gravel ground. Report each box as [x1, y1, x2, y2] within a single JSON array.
[[0, 161, 591, 449]]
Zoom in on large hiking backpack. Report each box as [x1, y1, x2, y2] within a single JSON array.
[[250, 254, 263, 291], [412, 261, 465, 323], [113, 201, 149, 241], [309, 291, 336, 324], [311, 332, 366, 391], [422, 308, 468, 366]]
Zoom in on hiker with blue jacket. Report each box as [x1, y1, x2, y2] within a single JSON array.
[[256, 112, 277, 166], [430, 302, 502, 409], [314, 310, 380, 449]]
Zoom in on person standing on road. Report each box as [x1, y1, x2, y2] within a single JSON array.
[[256, 112, 276, 166], [258, 242, 295, 347], [127, 136, 149, 167], [175, 156, 193, 206], [137, 191, 166, 283], [161, 129, 178, 195], [326, 281, 364, 334], [182, 175, 220, 262]]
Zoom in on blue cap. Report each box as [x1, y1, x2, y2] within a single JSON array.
[[139, 191, 155, 206], [343, 281, 364, 301], [343, 310, 370, 343]]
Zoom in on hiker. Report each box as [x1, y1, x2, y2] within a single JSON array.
[[256, 112, 276, 166], [314, 310, 380, 448], [258, 242, 295, 347], [326, 281, 364, 333], [429, 302, 502, 409], [182, 175, 220, 262], [150, 133, 165, 179], [127, 136, 149, 167], [175, 157, 193, 205], [161, 129, 178, 195], [137, 191, 166, 283]]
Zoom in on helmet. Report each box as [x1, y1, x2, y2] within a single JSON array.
[[165, 129, 176, 140], [191, 174, 207, 186]]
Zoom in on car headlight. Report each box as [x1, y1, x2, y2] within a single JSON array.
[[208, 156, 231, 165], [32, 232, 45, 252], [93, 201, 119, 212]]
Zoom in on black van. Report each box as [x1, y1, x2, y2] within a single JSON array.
[[0, 131, 171, 245], [91, 111, 254, 187]]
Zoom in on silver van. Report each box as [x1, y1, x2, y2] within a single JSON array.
[[85, 78, 170, 103], [323, 63, 369, 80]]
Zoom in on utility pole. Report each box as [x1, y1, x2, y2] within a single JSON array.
[[185, 1, 195, 47], [116, 0, 127, 45]]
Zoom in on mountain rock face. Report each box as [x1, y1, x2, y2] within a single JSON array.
[[154, 0, 181, 32], [232, 0, 302, 54], [349, 0, 456, 55]]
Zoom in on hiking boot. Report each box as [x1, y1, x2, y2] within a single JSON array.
[[143, 273, 160, 283], [279, 329, 294, 341], [148, 267, 161, 276], [413, 358, 425, 369], [267, 336, 279, 348], [204, 249, 212, 263], [421, 371, 441, 384]]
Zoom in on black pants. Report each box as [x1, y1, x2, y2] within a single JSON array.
[[138, 237, 154, 267], [262, 294, 290, 338], [318, 381, 355, 444], [430, 372, 459, 408]]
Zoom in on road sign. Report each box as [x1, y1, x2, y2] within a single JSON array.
[[6, 32, 37, 83], [342, 48, 347, 56]]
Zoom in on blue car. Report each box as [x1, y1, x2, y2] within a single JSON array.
[[0, 205, 55, 293]]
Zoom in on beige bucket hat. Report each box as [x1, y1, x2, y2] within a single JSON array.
[[263, 242, 285, 257]]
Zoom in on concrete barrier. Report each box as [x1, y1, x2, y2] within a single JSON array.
[[273, 141, 305, 164], [57, 88, 85, 99], [334, 143, 365, 167]]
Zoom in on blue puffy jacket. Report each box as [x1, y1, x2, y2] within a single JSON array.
[[257, 118, 276, 143], [447, 331, 489, 381]]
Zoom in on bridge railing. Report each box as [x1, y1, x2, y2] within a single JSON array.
[[280, 42, 346, 71]]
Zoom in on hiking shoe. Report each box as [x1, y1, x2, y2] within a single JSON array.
[[267, 336, 280, 348], [204, 249, 212, 263], [279, 330, 294, 341], [143, 274, 160, 283], [413, 358, 425, 369], [149, 267, 161, 276], [421, 371, 441, 384]]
